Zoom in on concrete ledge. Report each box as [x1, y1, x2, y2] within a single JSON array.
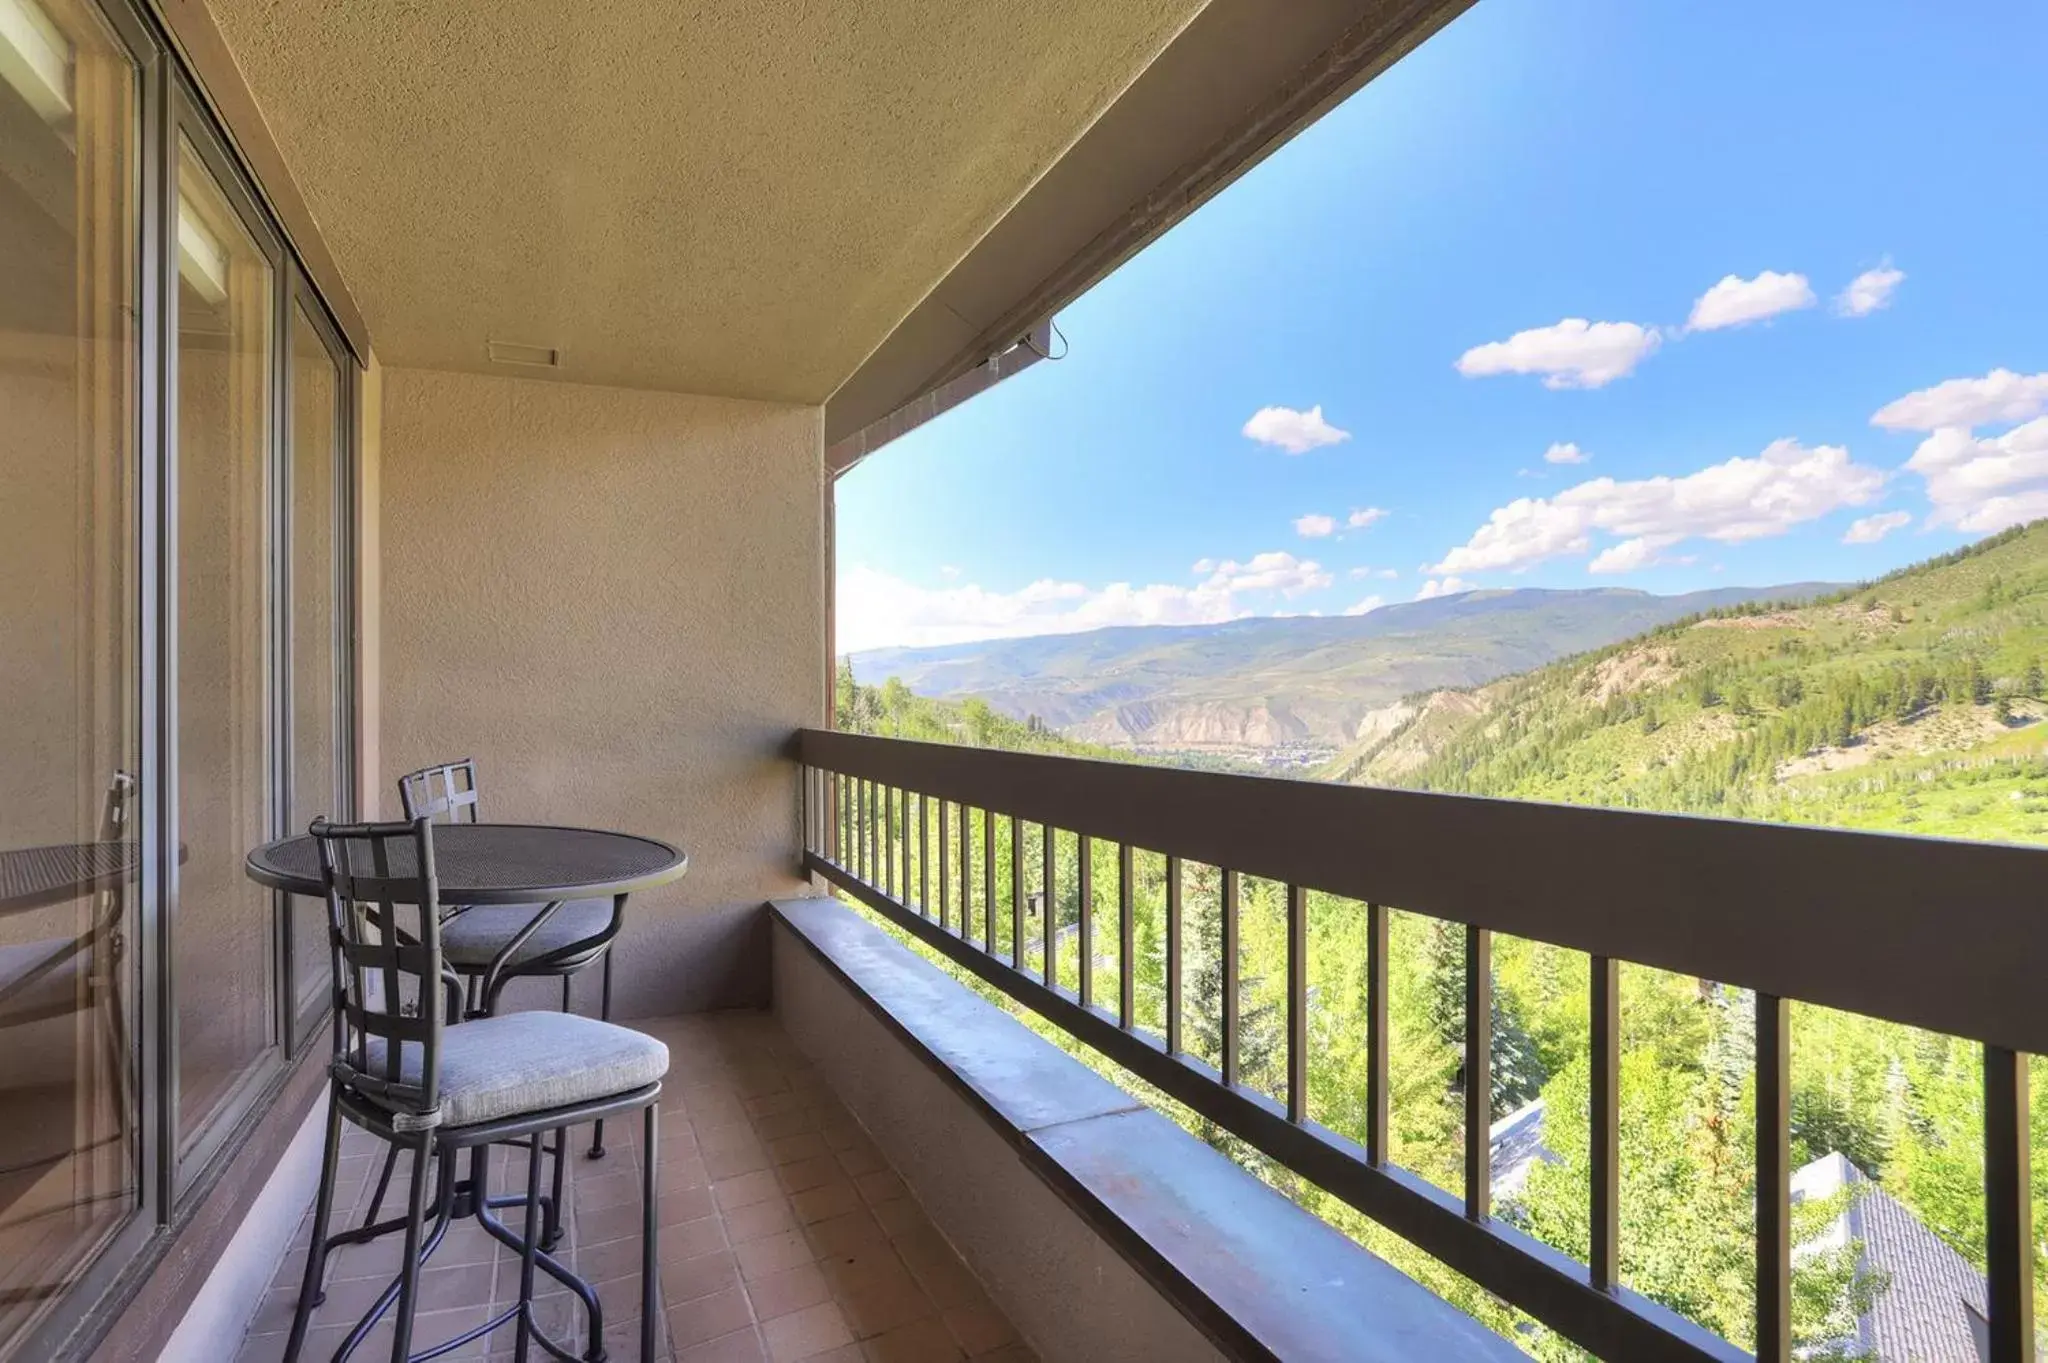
[[770, 897, 1523, 1363]]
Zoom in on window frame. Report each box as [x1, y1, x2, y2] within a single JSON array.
[[6, 0, 361, 1351]]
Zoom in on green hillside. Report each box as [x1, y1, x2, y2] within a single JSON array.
[[851, 583, 1835, 761], [837, 528, 2048, 1359], [1337, 521, 2048, 844]]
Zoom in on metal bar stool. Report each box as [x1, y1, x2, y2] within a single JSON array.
[[397, 760, 627, 1151], [359, 761, 635, 1248], [285, 817, 664, 1363]]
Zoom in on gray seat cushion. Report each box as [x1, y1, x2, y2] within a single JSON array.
[[366, 1011, 668, 1129], [438, 899, 613, 971]]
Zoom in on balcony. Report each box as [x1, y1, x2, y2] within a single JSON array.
[[194, 728, 2039, 1363], [6, 0, 2042, 1360]]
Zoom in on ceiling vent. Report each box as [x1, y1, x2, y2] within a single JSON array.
[[486, 340, 561, 368]]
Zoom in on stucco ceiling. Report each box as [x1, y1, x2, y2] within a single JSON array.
[[200, 0, 1207, 402]]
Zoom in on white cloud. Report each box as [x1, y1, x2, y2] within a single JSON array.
[[1544, 442, 1590, 465], [1905, 417, 2048, 531], [1588, 535, 1682, 575], [1347, 507, 1389, 530], [1349, 566, 1400, 580], [1842, 510, 1912, 544], [1294, 513, 1337, 538], [1415, 576, 1477, 601], [1872, 369, 2048, 432], [1835, 263, 1904, 318], [1207, 551, 1333, 596], [1342, 595, 1385, 617], [1430, 438, 1886, 576], [1686, 270, 1816, 331], [939, 564, 960, 579], [1243, 404, 1350, 454], [1456, 318, 1661, 389], [1190, 558, 1217, 574], [838, 550, 1336, 652]]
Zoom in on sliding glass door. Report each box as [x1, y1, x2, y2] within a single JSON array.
[[169, 126, 279, 1165], [0, 0, 355, 1348], [0, 0, 140, 1349]]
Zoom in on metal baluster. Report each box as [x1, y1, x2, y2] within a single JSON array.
[[900, 786, 912, 907], [1165, 855, 1183, 1055], [938, 801, 950, 932], [982, 808, 995, 955], [1591, 955, 1619, 1293], [1043, 824, 1056, 988], [919, 793, 929, 916], [1010, 815, 1024, 969], [1986, 1045, 2035, 1362], [1222, 869, 1241, 1086], [1465, 925, 1492, 1220], [1118, 844, 1135, 1029], [1286, 884, 1306, 1123], [1077, 835, 1094, 1009], [1756, 991, 1790, 1363], [961, 805, 975, 945], [886, 785, 898, 899], [1367, 902, 1387, 1167]]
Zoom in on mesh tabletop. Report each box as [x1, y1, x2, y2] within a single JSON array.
[[246, 824, 687, 904], [0, 842, 138, 914]]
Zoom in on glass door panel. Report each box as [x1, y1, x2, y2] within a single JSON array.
[[0, 0, 141, 1346], [172, 132, 275, 1155], [287, 299, 341, 1024]]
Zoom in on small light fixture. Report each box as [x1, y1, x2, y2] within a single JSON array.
[[486, 340, 561, 369]]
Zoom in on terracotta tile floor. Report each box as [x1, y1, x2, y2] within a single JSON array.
[[235, 1012, 1033, 1363]]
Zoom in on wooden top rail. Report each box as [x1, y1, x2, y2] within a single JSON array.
[[799, 728, 2048, 1056]]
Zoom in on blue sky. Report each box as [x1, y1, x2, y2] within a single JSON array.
[[835, 0, 2048, 654]]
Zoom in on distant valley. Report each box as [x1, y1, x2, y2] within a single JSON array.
[[849, 583, 1837, 767]]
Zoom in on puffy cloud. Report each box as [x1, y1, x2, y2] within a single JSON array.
[[1431, 438, 1886, 576], [1456, 318, 1661, 389], [1415, 576, 1477, 600], [1872, 369, 2048, 432], [1206, 551, 1333, 596], [1544, 442, 1590, 465], [1190, 558, 1217, 574], [1349, 566, 1400, 580], [1588, 535, 1682, 575], [1835, 263, 1904, 318], [1347, 506, 1389, 530], [1842, 510, 1912, 544], [1342, 595, 1385, 617], [1243, 404, 1350, 453], [1686, 270, 1816, 331], [838, 550, 1333, 651], [1294, 513, 1337, 538], [1905, 417, 2048, 531]]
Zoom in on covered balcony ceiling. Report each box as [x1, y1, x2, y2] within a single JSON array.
[[197, 0, 1208, 403]]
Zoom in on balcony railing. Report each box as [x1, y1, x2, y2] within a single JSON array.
[[796, 727, 2045, 1363]]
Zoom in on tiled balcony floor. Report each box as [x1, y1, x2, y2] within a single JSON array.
[[235, 1012, 1031, 1363]]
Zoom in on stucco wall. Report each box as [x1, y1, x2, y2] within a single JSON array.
[[378, 367, 823, 1016]]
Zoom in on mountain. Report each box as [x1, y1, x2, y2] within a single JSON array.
[[850, 584, 1837, 763], [1330, 522, 2048, 841]]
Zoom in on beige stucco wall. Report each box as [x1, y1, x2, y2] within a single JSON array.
[[377, 367, 824, 1015]]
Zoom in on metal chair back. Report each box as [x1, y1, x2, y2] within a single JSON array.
[[311, 817, 448, 1132], [398, 759, 481, 825]]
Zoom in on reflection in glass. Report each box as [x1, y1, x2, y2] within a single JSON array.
[[173, 135, 275, 1151], [289, 302, 340, 1020], [0, 0, 139, 1346]]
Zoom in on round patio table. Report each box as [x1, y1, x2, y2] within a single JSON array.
[[245, 822, 687, 906]]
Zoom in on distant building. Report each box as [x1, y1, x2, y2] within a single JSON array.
[[1793, 1152, 1989, 1363], [1488, 1106, 1991, 1360]]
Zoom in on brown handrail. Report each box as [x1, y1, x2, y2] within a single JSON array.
[[797, 728, 2041, 1363], [800, 727, 2048, 1057]]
